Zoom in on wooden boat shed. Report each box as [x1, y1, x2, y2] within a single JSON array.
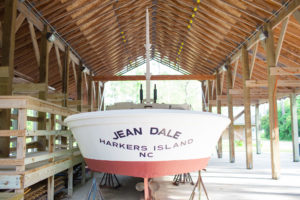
[[0, 0, 299, 199]]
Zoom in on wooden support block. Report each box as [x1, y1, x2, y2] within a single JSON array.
[[241, 45, 253, 170], [290, 93, 299, 162], [0, 158, 24, 166]]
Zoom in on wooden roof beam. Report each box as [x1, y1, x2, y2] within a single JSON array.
[[93, 75, 215, 82]]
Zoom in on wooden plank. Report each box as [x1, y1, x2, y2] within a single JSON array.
[[216, 70, 222, 159], [246, 80, 300, 88], [241, 45, 253, 170], [255, 104, 261, 155], [0, 0, 18, 158], [93, 74, 215, 81], [28, 21, 40, 65], [88, 75, 93, 112], [13, 83, 47, 93], [0, 192, 23, 199], [0, 158, 24, 165], [290, 93, 299, 162], [26, 130, 72, 137], [227, 63, 235, 163], [208, 80, 212, 112], [24, 155, 83, 188], [0, 175, 22, 189], [265, 24, 280, 180], [68, 135, 74, 197], [270, 67, 300, 75], [24, 149, 77, 165], [0, 130, 25, 136], [275, 17, 289, 66], [48, 175, 54, 200]]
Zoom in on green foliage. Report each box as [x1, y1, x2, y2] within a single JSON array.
[[260, 97, 300, 141], [104, 61, 203, 111]]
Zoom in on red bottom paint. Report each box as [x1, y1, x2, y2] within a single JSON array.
[[85, 157, 210, 178]]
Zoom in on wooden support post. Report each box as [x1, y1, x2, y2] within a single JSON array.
[[241, 45, 253, 169], [81, 162, 86, 185], [77, 63, 83, 112], [61, 47, 70, 146], [0, 0, 17, 158], [290, 93, 299, 162], [88, 76, 92, 112], [48, 114, 55, 200], [16, 109, 27, 196], [47, 176, 54, 200], [201, 81, 206, 112], [255, 104, 261, 154], [208, 80, 212, 112], [216, 70, 222, 158], [62, 47, 70, 108], [100, 83, 105, 111], [227, 63, 235, 163], [37, 25, 50, 151], [95, 82, 100, 110], [68, 135, 74, 197], [265, 24, 280, 179]]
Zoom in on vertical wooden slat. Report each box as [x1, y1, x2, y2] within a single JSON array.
[[201, 81, 206, 112], [290, 93, 299, 162], [216, 70, 222, 158], [37, 25, 50, 151], [62, 47, 70, 108], [95, 81, 100, 110], [227, 63, 235, 163], [88, 76, 92, 112], [77, 63, 83, 112], [208, 80, 212, 112], [16, 108, 26, 196], [48, 114, 55, 200], [0, 0, 17, 158], [265, 24, 280, 179], [241, 45, 253, 169], [255, 104, 261, 154], [68, 135, 74, 197]]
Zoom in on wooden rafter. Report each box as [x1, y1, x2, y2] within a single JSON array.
[[93, 74, 215, 81]]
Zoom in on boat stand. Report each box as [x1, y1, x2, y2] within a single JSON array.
[[99, 173, 121, 188], [189, 171, 209, 200], [87, 177, 105, 200], [173, 173, 194, 185]]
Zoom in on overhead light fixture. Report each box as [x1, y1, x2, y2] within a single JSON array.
[[83, 66, 89, 74], [259, 31, 268, 41], [46, 32, 56, 42], [221, 65, 227, 72]]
